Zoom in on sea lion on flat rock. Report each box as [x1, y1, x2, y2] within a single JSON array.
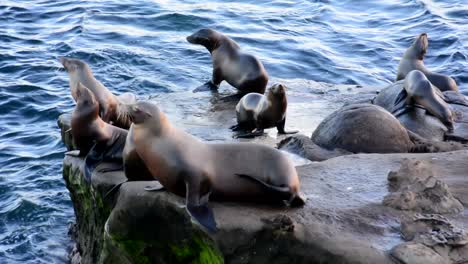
[[279, 104, 465, 161], [60, 57, 135, 129], [231, 83, 298, 138], [187, 28, 268, 95], [396, 33, 458, 92], [128, 101, 305, 233], [70, 82, 128, 181]]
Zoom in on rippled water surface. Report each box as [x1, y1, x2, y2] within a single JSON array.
[[0, 0, 467, 262]]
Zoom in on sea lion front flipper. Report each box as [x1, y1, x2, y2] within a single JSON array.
[[392, 89, 413, 117], [234, 128, 265, 139], [144, 181, 165, 191], [193, 81, 219, 93], [276, 118, 299, 135], [65, 150, 81, 157], [98, 163, 123, 173], [185, 180, 217, 233], [83, 142, 107, 182]]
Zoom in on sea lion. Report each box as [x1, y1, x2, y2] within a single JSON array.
[[231, 83, 298, 138], [70, 82, 128, 181], [374, 70, 456, 140], [396, 33, 458, 92], [128, 101, 305, 233], [187, 28, 268, 95], [278, 104, 465, 161], [394, 70, 454, 130], [60, 57, 135, 129]]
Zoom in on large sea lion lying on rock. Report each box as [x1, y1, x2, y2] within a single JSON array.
[[128, 101, 305, 233], [60, 57, 135, 129], [187, 28, 268, 95], [68, 82, 128, 181], [231, 83, 298, 138], [396, 33, 458, 92], [278, 104, 465, 161]]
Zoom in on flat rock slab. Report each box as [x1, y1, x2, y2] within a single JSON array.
[[64, 147, 468, 263]]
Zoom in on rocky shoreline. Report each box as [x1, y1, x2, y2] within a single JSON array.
[[58, 82, 468, 264]]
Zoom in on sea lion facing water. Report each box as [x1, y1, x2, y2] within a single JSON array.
[[187, 28, 268, 95], [128, 101, 305, 233], [70, 82, 128, 181], [396, 33, 458, 92], [231, 83, 298, 138], [60, 57, 135, 129]]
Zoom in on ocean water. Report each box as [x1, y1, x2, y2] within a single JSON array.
[[0, 0, 466, 263]]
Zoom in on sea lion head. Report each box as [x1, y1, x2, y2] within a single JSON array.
[[269, 83, 286, 96], [407, 33, 428, 60], [128, 101, 169, 133], [187, 28, 222, 52], [60, 57, 91, 74], [75, 82, 99, 115]]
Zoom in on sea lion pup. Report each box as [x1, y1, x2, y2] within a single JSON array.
[[231, 83, 298, 138], [128, 101, 305, 233], [187, 28, 268, 95], [60, 57, 135, 129], [70, 82, 128, 181], [393, 70, 454, 130], [396, 33, 458, 92]]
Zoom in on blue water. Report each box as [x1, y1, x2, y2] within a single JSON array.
[[0, 0, 466, 262]]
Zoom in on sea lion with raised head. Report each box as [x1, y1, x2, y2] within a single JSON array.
[[60, 57, 135, 129], [69, 82, 128, 181], [396, 33, 458, 92], [187, 28, 268, 95], [231, 83, 298, 138], [128, 101, 305, 233]]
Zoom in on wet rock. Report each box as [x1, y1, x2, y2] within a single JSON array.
[[392, 214, 468, 264], [383, 159, 463, 214], [391, 242, 450, 264]]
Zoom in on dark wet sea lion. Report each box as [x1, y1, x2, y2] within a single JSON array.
[[374, 70, 455, 140], [187, 28, 268, 94], [279, 104, 465, 162], [70, 82, 128, 181], [128, 101, 305, 233], [231, 83, 298, 138], [396, 33, 458, 92], [60, 57, 135, 129]]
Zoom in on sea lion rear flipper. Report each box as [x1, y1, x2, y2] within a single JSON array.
[[83, 142, 107, 182], [277, 118, 299, 135], [144, 181, 165, 191], [236, 174, 294, 201], [234, 129, 265, 138], [193, 81, 219, 93], [98, 163, 123, 173], [185, 180, 217, 233], [442, 91, 468, 107]]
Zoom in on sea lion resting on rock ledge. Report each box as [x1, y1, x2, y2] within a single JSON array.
[[60, 56, 135, 129], [279, 104, 466, 162], [69, 82, 128, 181], [127, 101, 305, 233]]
